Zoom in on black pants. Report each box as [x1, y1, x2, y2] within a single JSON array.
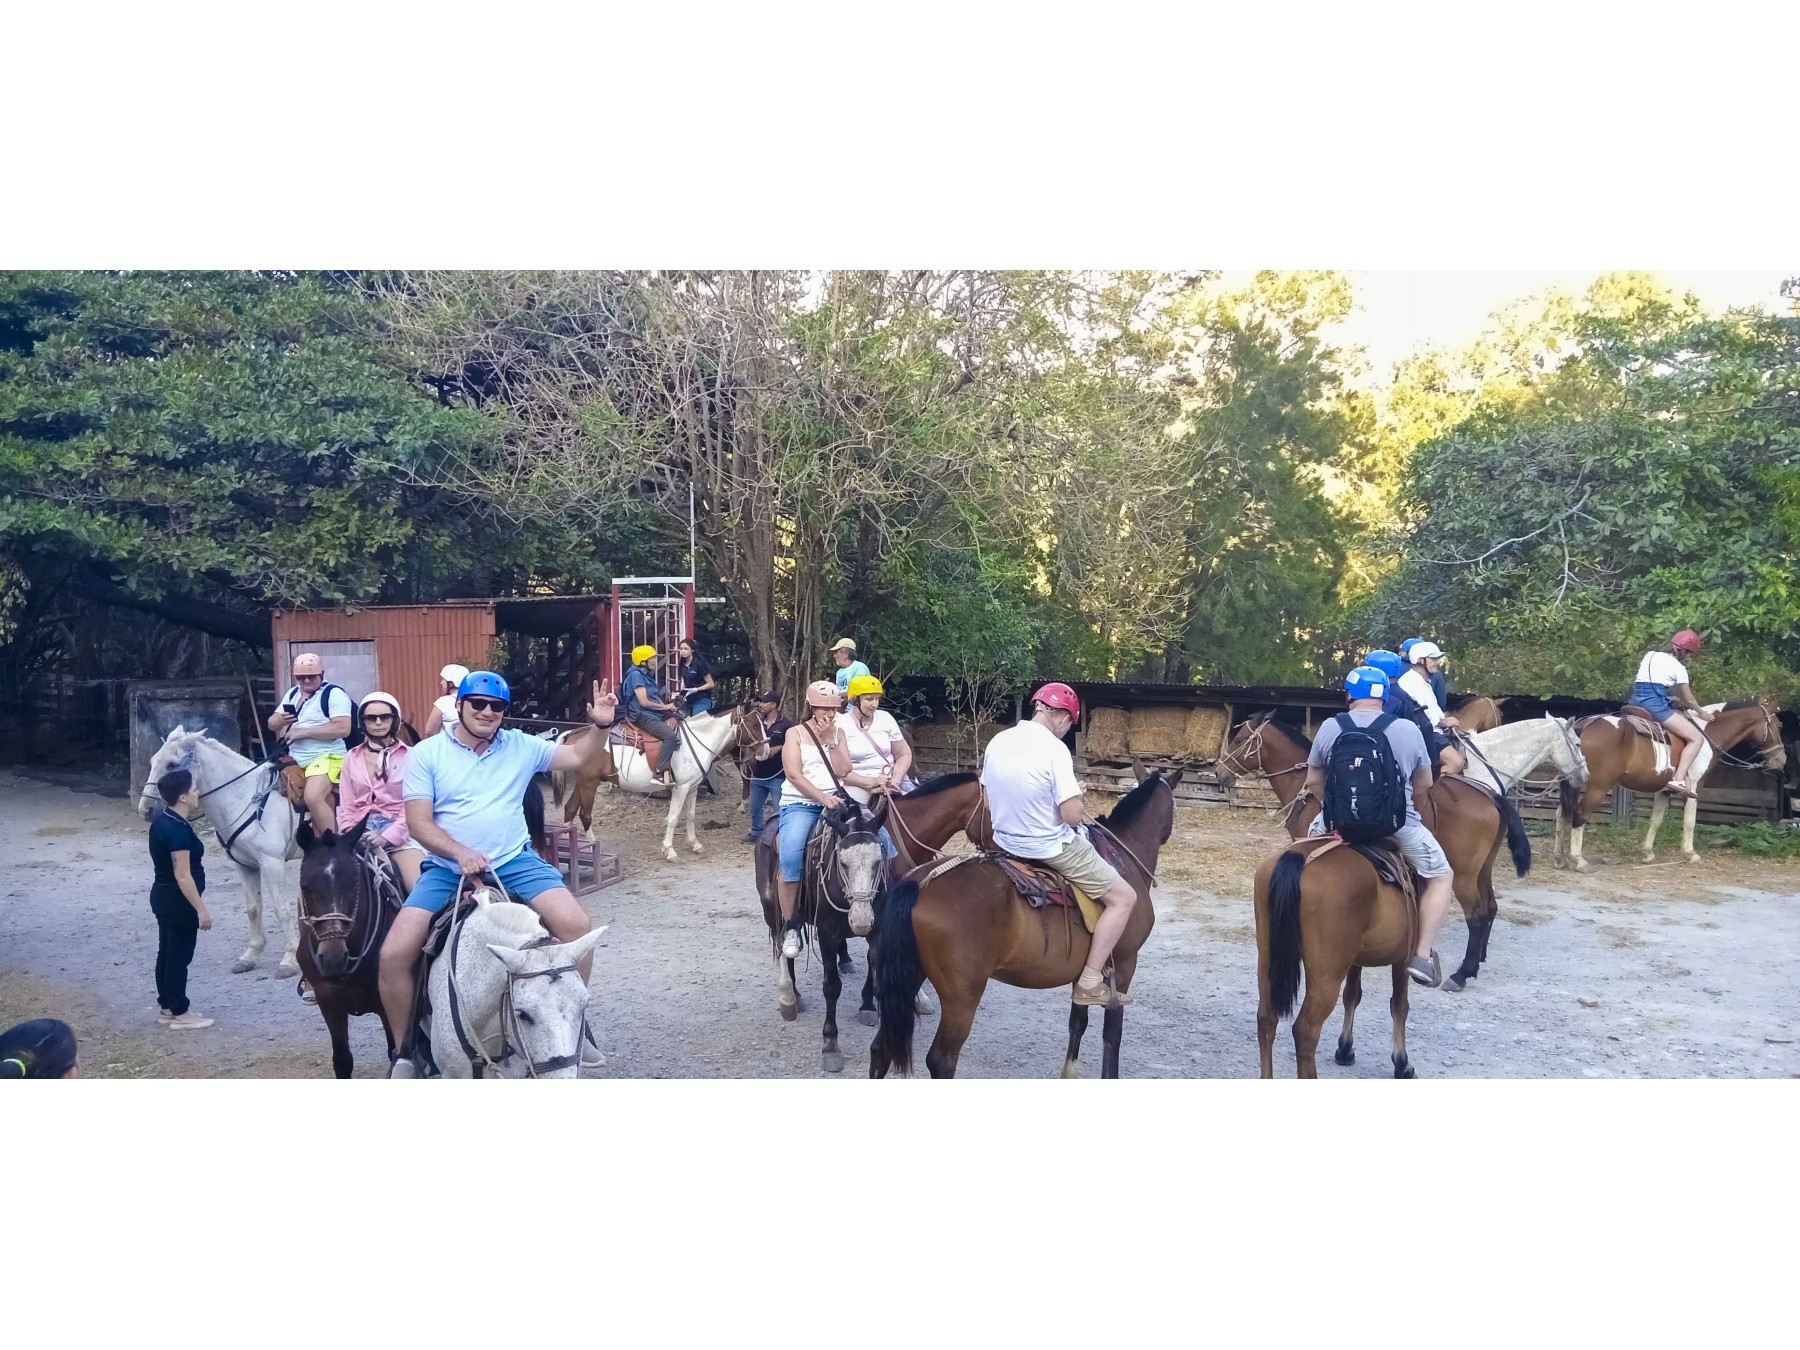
[[150, 890, 199, 1016]]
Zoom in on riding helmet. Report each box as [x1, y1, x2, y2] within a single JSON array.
[[1363, 649, 1406, 680], [1344, 666, 1387, 700], [457, 671, 512, 705], [845, 674, 884, 699]]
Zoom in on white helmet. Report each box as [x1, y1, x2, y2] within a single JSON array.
[[1410, 641, 1444, 662], [359, 690, 404, 722], [440, 663, 470, 686]]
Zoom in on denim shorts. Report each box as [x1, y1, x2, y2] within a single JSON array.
[[1632, 681, 1677, 723], [778, 802, 824, 883], [403, 849, 567, 914]]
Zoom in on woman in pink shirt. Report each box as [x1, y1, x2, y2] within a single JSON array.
[[335, 691, 424, 894]]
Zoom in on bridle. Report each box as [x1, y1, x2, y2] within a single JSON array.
[[1716, 703, 1786, 770], [444, 875, 589, 1079], [810, 821, 883, 918], [1218, 716, 1308, 786], [146, 741, 284, 866], [299, 836, 401, 980]]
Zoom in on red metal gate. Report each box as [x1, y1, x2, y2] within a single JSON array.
[[605, 577, 697, 691]]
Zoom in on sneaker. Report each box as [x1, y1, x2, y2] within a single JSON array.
[[388, 1056, 419, 1080], [167, 1011, 215, 1030], [157, 1008, 175, 1023], [580, 1024, 606, 1069], [780, 927, 802, 960], [1408, 952, 1443, 988], [1071, 980, 1133, 1009], [745, 830, 761, 844]]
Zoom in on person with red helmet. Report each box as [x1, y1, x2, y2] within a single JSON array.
[[980, 682, 1140, 1009], [1633, 629, 1711, 795]]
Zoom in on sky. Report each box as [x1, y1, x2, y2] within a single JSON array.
[[1314, 270, 1792, 385]]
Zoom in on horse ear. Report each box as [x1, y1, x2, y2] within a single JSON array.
[[486, 944, 533, 974], [560, 925, 607, 965], [344, 813, 371, 848], [296, 817, 316, 851], [1130, 755, 1147, 783], [1166, 768, 1186, 790], [168, 724, 187, 740]]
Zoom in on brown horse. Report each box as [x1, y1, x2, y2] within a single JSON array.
[[1255, 838, 1418, 1078], [1217, 713, 1530, 993], [869, 767, 1182, 1080], [1557, 700, 1787, 871], [295, 816, 401, 1078], [1449, 695, 1507, 734]]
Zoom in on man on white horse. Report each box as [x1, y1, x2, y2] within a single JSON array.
[[621, 644, 683, 789], [1396, 640, 1466, 777], [270, 651, 353, 836], [380, 671, 619, 1078]]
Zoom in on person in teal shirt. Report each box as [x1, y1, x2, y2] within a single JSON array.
[[829, 637, 871, 698]]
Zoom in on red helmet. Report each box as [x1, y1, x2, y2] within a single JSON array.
[[1032, 682, 1080, 717], [1671, 629, 1703, 653]]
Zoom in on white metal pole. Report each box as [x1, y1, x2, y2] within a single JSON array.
[[688, 479, 696, 583]]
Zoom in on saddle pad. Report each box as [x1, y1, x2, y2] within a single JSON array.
[[989, 855, 1101, 934], [278, 758, 305, 805]]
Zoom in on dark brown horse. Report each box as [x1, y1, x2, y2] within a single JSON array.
[[753, 772, 991, 1069], [869, 767, 1182, 1080], [1217, 712, 1529, 993], [1255, 837, 1418, 1078], [295, 816, 401, 1079], [1557, 700, 1787, 870]]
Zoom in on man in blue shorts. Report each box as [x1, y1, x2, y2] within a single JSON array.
[[379, 671, 618, 1076]]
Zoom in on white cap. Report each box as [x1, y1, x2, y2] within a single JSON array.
[[440, 663, 470, 685], [1410, 641, 1444, 662]]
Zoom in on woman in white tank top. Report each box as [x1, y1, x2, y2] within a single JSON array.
[[772, 682, 858, 958]]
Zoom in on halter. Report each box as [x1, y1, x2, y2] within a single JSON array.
[[298, 836, 402, 980], [809, 822, 884, 917], [1715, 704, 1785, 770], [149, 741, 284, 867], [1218, 717, 1309, 803], [444, 875, 589, 1079]]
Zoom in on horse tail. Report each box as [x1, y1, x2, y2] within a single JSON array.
[[1267, 850, 1307, 1020], [523, 779, 548, 857], [873, 875, 924, 1075], [1496, 790, 1531, 876], [1558, 774, 1581, 831]]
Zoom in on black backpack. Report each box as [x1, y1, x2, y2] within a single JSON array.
[[1321, 712, 1409, 845], [285, 682, 364, 751]]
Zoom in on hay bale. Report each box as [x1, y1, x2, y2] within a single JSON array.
[[1085, 707, 1130, 761], [1184, 706, 1228, 760], [1127, 705, 1189, 757]]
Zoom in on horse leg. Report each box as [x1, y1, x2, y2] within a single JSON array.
[[775, 949, 798, 1021], [857, 963, 878, 1027], [1642, 792, 1669, 864], [924, 980, 984, 1080], [1099, 951, 1138, 1079], [1390, 964, 1415, 1078], [820, 931, 846, 1074], [232, 860, 265, 973], [1552, 802, 1568, 869], [1445, 871, 1485, 992], [1335, 965, 1362, 1065], [1292, 962, 1344, 1080], [661, 784, 682, 862], [685, 778, 703, 854], [270, 856, 301, 979], [1681, 794, 1700, 863], [320, 997, 353, 1080], [1060, 1003, 1092, 1079]]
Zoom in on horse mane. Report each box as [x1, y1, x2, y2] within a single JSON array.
[[1097, 771, 1164, 832], [1270, 718, 1313, 752], [480, 903, 548, 945], [901, 771, 977, 799]]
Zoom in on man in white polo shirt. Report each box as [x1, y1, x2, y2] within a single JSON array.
[[980, 682, 1141, 1009]]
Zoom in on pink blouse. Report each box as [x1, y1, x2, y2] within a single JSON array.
[[336, 741, 413, 848]]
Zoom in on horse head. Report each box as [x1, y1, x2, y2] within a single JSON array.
[[485, 926, 607, 1079], [1215, 712, 1277, 790], [140, 724, 205, 819], [1545, 715, 1591, 791], [296, 814, 374, 980], [823, 806, 886, 936]]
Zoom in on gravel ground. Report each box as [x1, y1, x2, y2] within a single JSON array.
[[2, 767, 1796, 1079]]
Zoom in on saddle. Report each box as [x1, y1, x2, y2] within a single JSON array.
[[1574, 709, 1675, 775], [989, 829, 1134, 934], [613, 717, 677, 772], [1300, 834, 1418, 907], [1619, 706, 1672, 744], [274, 753, 305, 805]]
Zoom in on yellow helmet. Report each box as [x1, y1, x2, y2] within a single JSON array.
[[845, 674, 883, 699], [631, 644, 657, 665]]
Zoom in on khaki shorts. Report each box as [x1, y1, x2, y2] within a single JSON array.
[[1040, 832, 1124, 898]]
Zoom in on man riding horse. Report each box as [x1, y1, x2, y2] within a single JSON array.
[[269, 652, 353, 836], [1395, 640, 1466, 777], [1631, 629, 1710, 797], [980, 682, 1139, 1009], [621, 644, 683, 789], [380, 671, 619, 1078]]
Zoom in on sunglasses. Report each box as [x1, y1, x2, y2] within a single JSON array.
[[462, 697, 509, 714], [364, 713, 394, 722]]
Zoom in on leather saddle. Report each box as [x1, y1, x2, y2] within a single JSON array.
[[613, 717, 677, 772], [1618, 705, 1671, 744], [1301, 835, 1418, 907], [988, 830, 1131, 934], [272, 753, 306, 805]]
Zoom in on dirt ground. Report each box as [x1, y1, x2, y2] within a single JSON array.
[[2, 766, 1796, 1079]]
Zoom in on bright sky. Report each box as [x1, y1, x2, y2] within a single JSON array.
[[1321, 271, 1792, 385]]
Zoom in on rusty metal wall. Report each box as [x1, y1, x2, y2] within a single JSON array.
[[272, 606, 496, 736]]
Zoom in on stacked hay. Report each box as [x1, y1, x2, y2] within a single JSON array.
[[1084, 707, 1131, 761], [1183, 706, 1229, 760], [1127, 706, 1190, 757]]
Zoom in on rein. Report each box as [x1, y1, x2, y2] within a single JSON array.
[[299, 837, 401, 981], [1220, 718, 1307, 786]]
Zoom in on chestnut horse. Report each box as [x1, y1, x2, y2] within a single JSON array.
[[1217, 713, 1529, 993], [1557, 700, 1787, 870], [869, 767, 1182, 1080], [1255, 837, 1419, 1078], [1449, 695, 1507, 734]]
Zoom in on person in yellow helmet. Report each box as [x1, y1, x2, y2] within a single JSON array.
[[838, 673, 915, 799], [621, 644, 682, 787]]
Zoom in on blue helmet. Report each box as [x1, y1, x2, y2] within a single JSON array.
[[1363, 648, 1406, 680], [1344, 665, 1388, 701], [457, 670, 512, 705], [1400, 637, 1426, 658]]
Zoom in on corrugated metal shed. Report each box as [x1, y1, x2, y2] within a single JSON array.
[[271, 604, 497, 734]]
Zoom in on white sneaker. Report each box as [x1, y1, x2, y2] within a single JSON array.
[[780, 928, 802, 960], [167, 1011, 215, 1030], [157, 1008, 175, 1023], [388, 1057, 419, 1080]]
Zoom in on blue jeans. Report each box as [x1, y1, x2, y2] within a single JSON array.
[[749, 773, 783, 834], [686, 694, 714, 716], [1632, 681, 1677, 722]]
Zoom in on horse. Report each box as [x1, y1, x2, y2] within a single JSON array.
[[1216, 713, 1532, 993], [417, 885, 607, 1079], [869, 766, 1182, 1080], [751, 772, 991, 1067], [1449, 695, 1508, 734], [1255, 837, 1419, 1078], [140, 726, 303, 979], [295, 815, 401, 1078], [1557, 700, 1787, 871], [551, 707, 761, 862]]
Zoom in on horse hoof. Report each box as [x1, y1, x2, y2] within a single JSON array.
[[662, 849, 677, 862], [779, 1001, 799, 1022], [1395, 1062, 1416, 1080], [1683, 852, 1700, 864], [1444, 976, 1466, 994], [1058, 1059, 1085, 1080], [1334, 1046, 1355, 1066], [230, 959, 257, 974], [914, 991, 937, 1016], [691, 842, 704, 854], [276, 963, 299, 979], [821, 1050, 845, 1075], [857, 1009, 878, 1027], [1573, 859, 1589, 873]]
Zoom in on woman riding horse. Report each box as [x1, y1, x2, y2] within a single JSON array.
[[336, 691, 424, 895], [1631, 629, 1710, 796]]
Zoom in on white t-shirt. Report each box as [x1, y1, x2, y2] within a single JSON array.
[[282, 683, 353, 767], [1635, 651, 1690, 687], [980, 719, 1082, 860], [433, 693, 458, 729], [837, 709, 902, 805], [1397, 668, 1446, 728]]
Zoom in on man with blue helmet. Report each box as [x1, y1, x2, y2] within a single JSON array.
[[1300, 664, 1457, 988], [378, 670, 620, 1075]]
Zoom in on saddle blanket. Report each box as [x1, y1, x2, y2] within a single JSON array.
[[917, 847, 1112, 934], [1295, 835, 1418, 908], [1609, 712, 1672, 774]]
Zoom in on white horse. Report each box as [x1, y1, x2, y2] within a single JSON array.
[[421, 888, 606, 1079], [140, 726, 303, 979], [1461, 714, 1590, 796], [561, 711, 753, 863]]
